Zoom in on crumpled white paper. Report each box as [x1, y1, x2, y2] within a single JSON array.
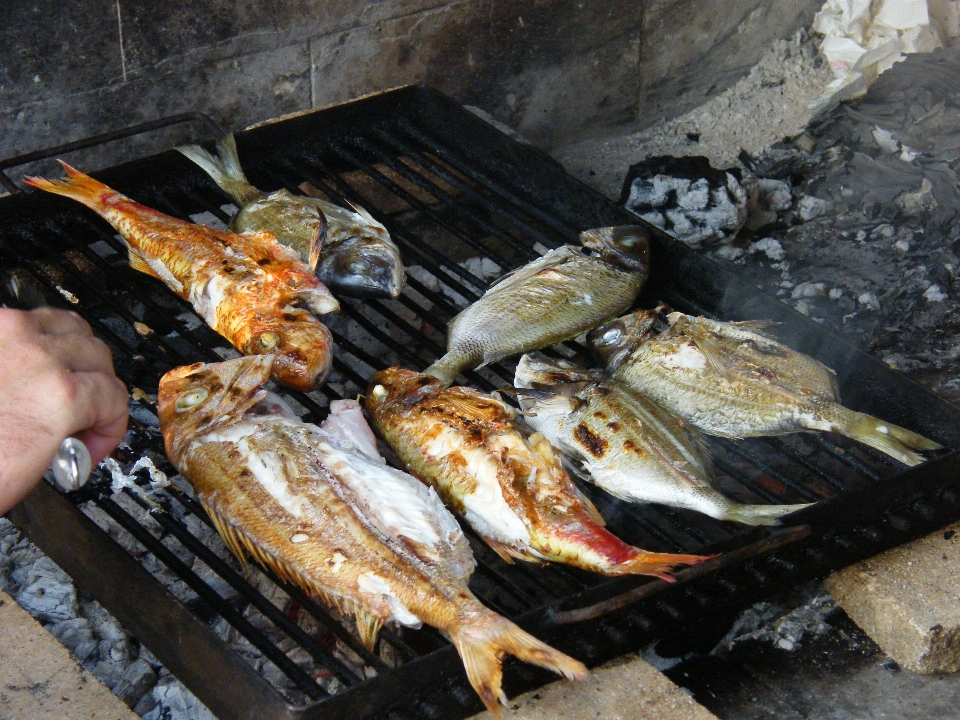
[[809, 0, 952, 116]]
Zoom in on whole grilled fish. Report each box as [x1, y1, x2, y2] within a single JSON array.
[[159, 355, 586, 716], [366, 367, 709, 579], [589, 309, 942, 466], [424, 226, 650, 385], [25, 164, 338, 391], [514, 353, 812, 525], [177, 134, 405, 299]]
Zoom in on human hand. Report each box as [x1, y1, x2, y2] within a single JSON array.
[[0, 308, 128, 514]]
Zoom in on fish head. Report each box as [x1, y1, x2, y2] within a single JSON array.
[[579, 226, 650, 275], [588, 309, 659, 370], [317, 233, 406, 299], [244, 315, 333, 391], [514, 352, 599, 389], [158, 355, 274, 464], [365, 367, 444, 415]]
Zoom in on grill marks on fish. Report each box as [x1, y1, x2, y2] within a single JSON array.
[[424, 227, 650, 385], [367, 367, 709, 579], [24, 164, 337, 391], [515, 352, 815, 526], [159, 357, 585, 716], [590, 310, 942, 467]]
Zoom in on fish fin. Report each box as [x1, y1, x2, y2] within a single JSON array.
[[577, 491, 606, 527], [731, 319, 781, 337], [685, 324, 735, 379], [298, 181, 328, 200], [718, 502, 814, 526], [24, 162, 116, 212], [483, 538, 518, 564], [200, 499, 249, 565], [829, 406, 942, 466], [450, 608, 587, 718], [354, 609, 384, 651], [484, 245, 582, 294], [345, 199, 381, 228], [306, 206, 327, 271], [123, 244, 169, 283], [616, 551, 714, 581], [176, 134, 261, 205]]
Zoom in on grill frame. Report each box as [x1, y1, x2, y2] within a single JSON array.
[[3, 85, 960, 720]]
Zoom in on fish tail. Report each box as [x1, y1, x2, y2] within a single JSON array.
[[177, 134, 260, 205], [24, 162, 116, 212], [718, 502, 813, 526], [424, 354, 466, 386], [831, 407, 942, 466], [620, 551, 713, 581], [451, 611, 587, 717]]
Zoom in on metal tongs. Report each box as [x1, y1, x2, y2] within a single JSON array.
[[2, 272, 93, 492]]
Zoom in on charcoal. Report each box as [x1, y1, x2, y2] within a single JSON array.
[[112, 658, 159, 708], [15, 557, 77, 623], [49, 617, 98, 661]]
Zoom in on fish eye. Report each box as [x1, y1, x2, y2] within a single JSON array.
[[619, 236, 637, 247], [600, 328, 621, 345], [175, 388, 209, 412], [259, 332, 279, 349], [371, 384, 387, 401], [347, 259, 370, 274]]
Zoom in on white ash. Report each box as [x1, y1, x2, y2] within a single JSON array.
[[924, 284, 948, 302], [749, 238, 786, 262], [15, 557, 78, 623], [858, 292, 881, 311], [797, 194, 829, 221], [829, 288, 844, 300], [713, 582, 838, 656], [792, 281, 826, 299], [142, 671, 218, 720]]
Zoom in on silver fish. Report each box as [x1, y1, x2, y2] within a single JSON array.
[[589, 309, 942, 466], [177, 134, 406, 299], [424, 226, 650, 385], [514, 353, 812, 525]]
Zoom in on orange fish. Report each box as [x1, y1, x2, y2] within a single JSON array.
[[159, 355, 586, 717], [25, 163, 338, 391], [366, 367, 712, 580]]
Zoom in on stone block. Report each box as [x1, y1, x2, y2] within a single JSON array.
[[825, 521, 960, 674], [0, 589, 137, 720], [468, 653, 718, 720]]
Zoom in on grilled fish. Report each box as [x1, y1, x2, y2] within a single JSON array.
[[177, 134, 406, 299], [424, 226, 650, 385], [25, 164, 337, 391], [514, 353, 812, 525], [589, 309, 942, 466], [366, 367, 709, 579], [158, 356, 586, 716]]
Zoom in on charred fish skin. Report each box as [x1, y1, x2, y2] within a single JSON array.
[[590, 310, 942, 466], [159, 356, 586, 717], [24, 164, 336, 391], [514, 353, 812, 526], [424, 226, 651, 386], [366, 367, 709, 580], [177, 135, 406, 299]]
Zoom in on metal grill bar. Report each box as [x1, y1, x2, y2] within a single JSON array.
[[4, 87, 959, 720]]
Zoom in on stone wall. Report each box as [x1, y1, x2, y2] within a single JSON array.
[[0, 0, 819, 186]]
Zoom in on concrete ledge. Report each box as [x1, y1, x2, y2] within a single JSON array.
[[469, 653, 718, 720], [0, 588, 137, 720], [825, 521, 960, 674]]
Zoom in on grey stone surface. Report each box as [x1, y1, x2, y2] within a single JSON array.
[[0, 0, 819, 190]]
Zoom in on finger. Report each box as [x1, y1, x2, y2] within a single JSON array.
[[41, 333, 116, 375], [63, 372, 129, 466], [30, 308, 93, 337]]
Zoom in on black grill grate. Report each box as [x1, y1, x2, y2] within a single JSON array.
[[3, 87, 960, 720]]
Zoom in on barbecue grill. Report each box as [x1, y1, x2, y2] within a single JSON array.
[[3, 86, 960, 720]]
